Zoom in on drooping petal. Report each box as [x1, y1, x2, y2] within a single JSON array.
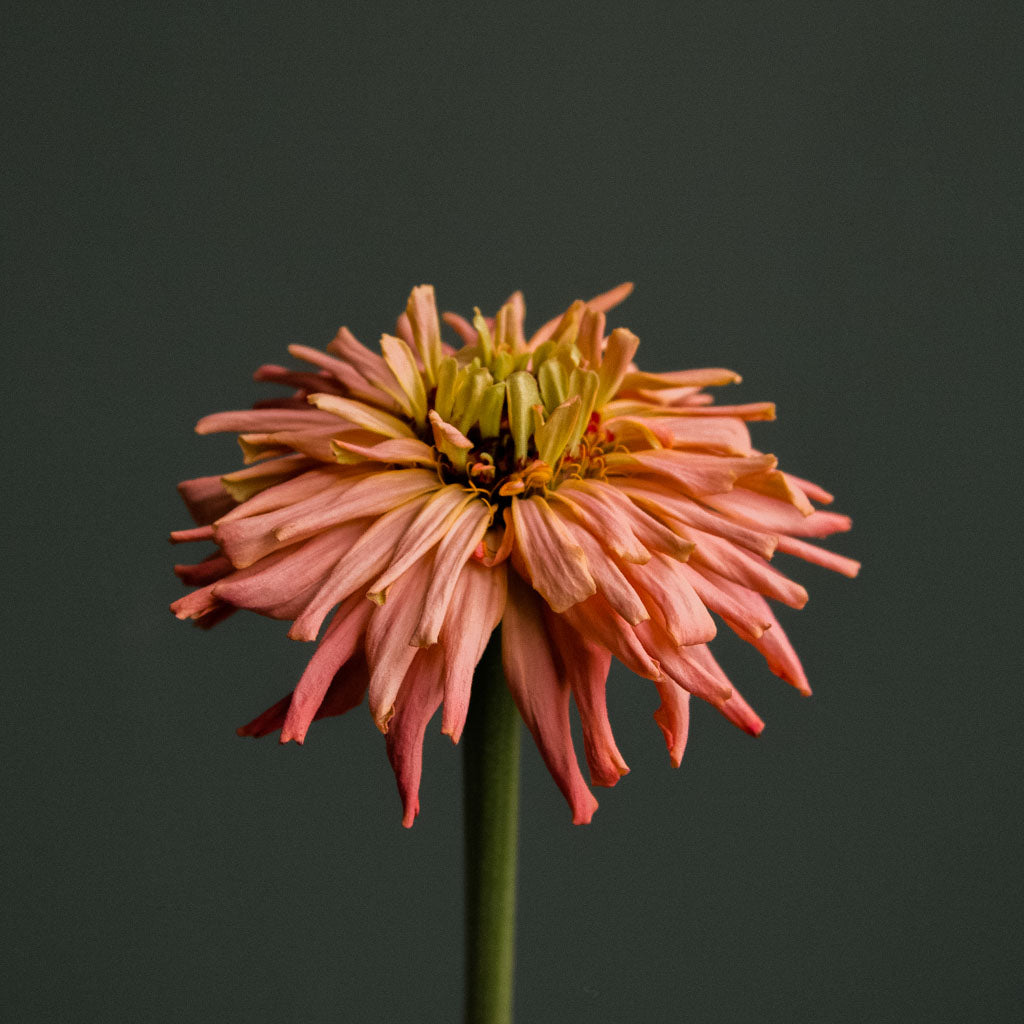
[[545, 610, 628, 787], [440, 560, 507, 743], [237, 653, 370, 739], [385, 644, 447, 827], [366, 555, 436, 731], [651, 678, 691, 767], [502, 571, 599, 824], [279, 594, 377, 743]]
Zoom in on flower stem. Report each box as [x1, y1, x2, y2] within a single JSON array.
[[463, 627, 520, 1024]]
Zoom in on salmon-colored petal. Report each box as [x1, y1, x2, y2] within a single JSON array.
[[177, 476, 236, 525], [195, 408, 338, 435], [775, 535, 861, 578], [511, 496, 596, 612], [280, 593, 376, 743], [440, 560, 507, 743], [560, 593, 662, 681], [619, 553, 716, 647], [366, 555, 436, 731], [289, 496, 427, 641], [651, 678, 691, 767], [545, 610, 628, 787], [237, 653, 370, 739], [561, 518, 648, 625], [274, 468, 439, 545], [502, 572, 599, 824], [385, 645, 446, 827], [368, 486, 475, 600], [413, 502, 494, 646], [687, 528, 809, 609]]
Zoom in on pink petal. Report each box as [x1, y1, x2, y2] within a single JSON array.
[[502, 572, 599, 824], [385, 645, 446, 827], [775, 535, 861, 578], [274, 468, 439, 544], [619, 553, 717, 646], [278, 592, 376, 743], [237, 654, 370, 739], [510, 496, 596, 612], [651, 678, 691, 767], [195, 408, 337, 435], [177, 476, 235, 525], [413, 502, 493, 646], [560, 593, 662, 681], [440, 560, 507, 743], [365, 555, 436, 731], [545, 610, 628, 787], [288, 496, 426, 641], [687, 528, 809, 609]]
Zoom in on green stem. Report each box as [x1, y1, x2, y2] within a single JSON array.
[[463, 627, 520, 1024]]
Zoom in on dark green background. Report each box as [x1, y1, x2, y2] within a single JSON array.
[[4, 3, 1019, 1021]]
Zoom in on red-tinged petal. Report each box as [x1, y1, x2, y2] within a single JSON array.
[[686, 645, 765, 735], [637, 622, 733, 707], [280, 594, 376, 743], [326, 326, 394, 390], [545, 610, 628, 788], [366, 555, 436, 731], [169, 525, 214, 544], [618, 553, 717, 647], [237, 653, 370, 739], [441, 310, 478, 346], [174, 554, 232, 586], [697, 571, 810, 692], [385, 645, 446, 827], [177, 476, 235, 525], [502, 572, 599, 824], [775, 535, 861, 578], [651, 678, 691, 767], [213, 477, 358, 567], [288, 496, 426, 641], [440, 561, 507, 743], [253, 363, 340, 396], [511, 495, 596, 612]]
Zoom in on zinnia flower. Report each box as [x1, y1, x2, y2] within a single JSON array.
[[171, 284, 857, 825]]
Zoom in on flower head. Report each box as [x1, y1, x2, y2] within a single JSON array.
[[171, 284, 857, 825]]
